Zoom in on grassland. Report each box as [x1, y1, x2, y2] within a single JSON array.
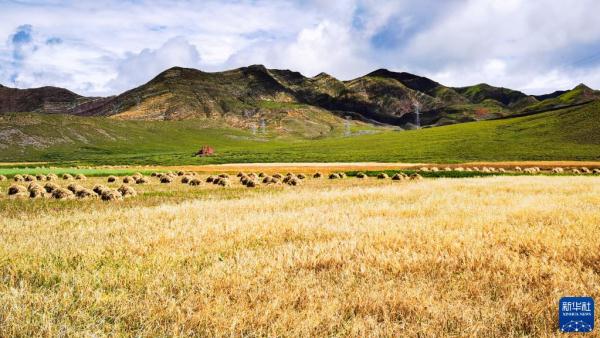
[[2, 100, 600, 166], [1, 174, 599, 336]]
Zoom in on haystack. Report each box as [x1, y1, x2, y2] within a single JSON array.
[[107, 175, 118, 183], [151, 172, 158, 177], [118, 184, 137, 198], [572, 168, 581, 175], [44, 182, 60, 193], [67, 183, 84, 194], [410, 173, 423, 180], [258, 172, 266, 178], [13, 174, 24, 182], [46, 174, 58, 181], [189, 178, 202, 186], [0, 175, 6, 181], [24, 175, 36, 182], [237, 172, 245, 177], [27, 182, 43, 192], [420, 167, 430, 172], [444, 167, 452, 172], [206, 176, 216, 183], [313, 172, 322, 178], [101, 190, 122, 201], [177, 171, 185, 176], [356, 172, 367, 179], [552, 167, 564, 174], [52, 188, 75, 200], [76, 188, 98, 199], [246, 180, 257, 188], [136, 177, 149, 184], [75, 174, 86, 180], [593, 169, 600, 174], [36, 174, 47, 181], [287, 177, 300, 186], [377, 173, 389, 179], [218, 173, 229, 179], [62, 173, 73, 180], [581, 167, 591, 174], [181, 176, 192, 184], [93, 184, 110, 195], [297, 173, 306, 180], [273, 173, 283, 179], [217, 179, 230, 187], [122, 176, 134, 184], [339, 172, 347, 178], [514, 166, 522, 172], [29, 187, 46, 199], [392, 173, 407, 181], [262, 176, 273, 184], [8, 184, 27, 195], [329, 173, 340, 179]]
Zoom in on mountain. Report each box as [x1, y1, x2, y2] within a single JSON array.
[[1, 66, 599, 130]]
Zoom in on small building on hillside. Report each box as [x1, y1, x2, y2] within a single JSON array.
[[196, 145, 214, 157]]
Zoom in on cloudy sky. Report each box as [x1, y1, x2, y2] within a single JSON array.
[[1, 0, 600, 96]]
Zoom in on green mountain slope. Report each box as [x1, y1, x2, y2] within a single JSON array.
[[1, 100, 599, 164], [4, 65, 597, 131]]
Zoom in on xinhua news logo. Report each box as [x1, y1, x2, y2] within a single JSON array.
[[559, 297, 594, 333]]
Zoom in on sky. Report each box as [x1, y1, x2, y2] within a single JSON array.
[[2, 0, 600, 96]]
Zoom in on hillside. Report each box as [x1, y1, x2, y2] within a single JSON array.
[[1, 100, 599, 164], [2, 65, 598, 130]]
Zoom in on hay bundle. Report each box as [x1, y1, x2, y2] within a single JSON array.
[[444, 167, 452, 172], [329, 173, 340, 179], [481, 167, 491, 173], [313, 172, 322, 178], [258, 172, 266, 178], [101, 190, 122, 201], [465, 168, 473, 172], [523, 168, 537, 174], [283, 175, 296, 184], [46, 173, 58, 181], [52, 187, 75, 200], [181, 176, 192, 184], [377, 173, 388, 179], [44, 182, 60, 193], [212, 177, 223, 185], [107, 175, 118, 183], [430, 167, 440, 172], [218, 173, 229, 179], [177, 171, 185, 176], [118, 184, 137, 198], [8, 184, 27, 196], [67, 183, 84, 194], [206, 176, 216, 183], [420, 167, 430, 172], [245, 180, 257, 188], [160, 175, 173, 184], [455, 167, 465, 172], [24, 175, 36, 182], [237, 172, 245, 177], [13, 174, 24, 182], [27, 182, 43, 192], [36, 174, 47, 181], [262, 176, 273, 184], [189, 178, 202, 186], [271, 177, 281, 184], [287, 177, 301, 186], [76, 188, 97, 199], [498, 168, 506, 173], [29, 186, 46, 199], [62, 173, 73, 180], [151, 172, 158, 177], [593, 169, 600, 174], [514, 166, 522, 172], [240, 176, 250, 185], [135, 177, 149, 184], [75, 174, 86, 180], [410, 173, 423, 180], [392, 173, 408, 181], [273, 173, 283, 179], [339, 172, 347, 178], [0, 175, 6, 181], [356, 172, 367, 179], [122, 176, 134, 184], [217, 179, 230, 187], [297, 173, 306, 180], [93, 184, 110, 195], [581, 167, 591, 174], [572, 168, 581, 175], [552, 167, 564, 174]]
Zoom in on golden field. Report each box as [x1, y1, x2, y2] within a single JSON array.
[[1, 174, 599, 336]]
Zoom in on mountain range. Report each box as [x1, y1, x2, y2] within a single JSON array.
[[2, 65, 599, 131]]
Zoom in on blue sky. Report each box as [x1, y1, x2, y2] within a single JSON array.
[[1, 0, 600, 96]]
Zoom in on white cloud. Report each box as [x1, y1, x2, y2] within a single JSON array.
[[1, 0, 600, 95]]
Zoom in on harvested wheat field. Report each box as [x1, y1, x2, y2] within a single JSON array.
[[1, 175, 599, 336]]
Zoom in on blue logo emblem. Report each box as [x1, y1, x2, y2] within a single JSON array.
[[559, 297, 594, 333]]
